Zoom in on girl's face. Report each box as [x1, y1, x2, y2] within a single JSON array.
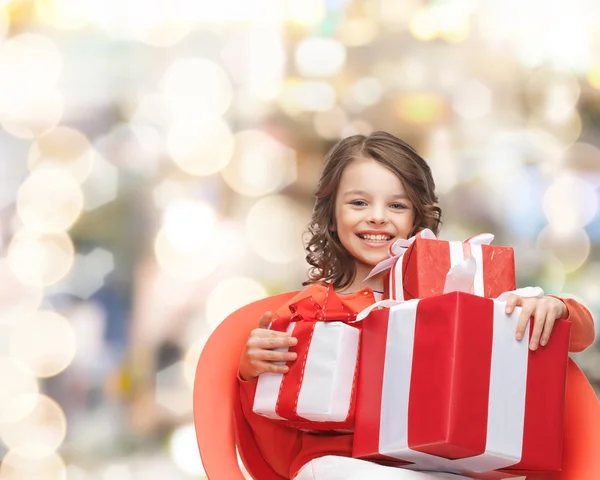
[[333, 157, 415, 278]]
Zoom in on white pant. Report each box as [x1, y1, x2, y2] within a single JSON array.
[[294, 456, 473, 480]]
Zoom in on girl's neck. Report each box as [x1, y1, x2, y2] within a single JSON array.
[[335, 264, 384, 294]]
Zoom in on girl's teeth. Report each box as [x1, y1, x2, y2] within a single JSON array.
[[361, 234, 391, 241]]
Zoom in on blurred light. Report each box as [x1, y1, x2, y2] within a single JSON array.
[[95, 123, 162, 178], [163, 199, 216, 252], [221, 130, 297, 197], [0, 358, 38, 424], [409, 9, 437, 41], [586, 62, 600, 89], [35, 0, 89, 30], [0, 259, 43, 325], [0, 88, 64, 139], [0, 34, 64, 138], [7, 230, 74, 287], [129, 93, 169, 130], [81, 154, 119, 211], [101, 464, 132, 480], [286, 0, 326, 26], [152, 177, 187, 211], [166, 116, 234, 176], [279, 80, 336, 115], [65, 464, 89, 480], [9, 310, 76, 378], [154, 227, 222, 282], [129, 10, 191, 48], [341, 119, 374, 138], [561, 142, 600, 172], [59, 248, 114, 299], [246, 195, 305, 263], [295, 37, 346, 78], [0, 451, 66, 480], [336, 18, 379, 46], [542, 174, 599, 232], [161, 58, 233, 118], [205, 277, 267, 329], [345, 77, 383, 111], [452, 79, 492, 120], [28, 127, 95, 183], [156, 362, 191, 415], [16, 168, 84, 234], [536, 225, 591, 273], [168, 424, 205, 476], [245, 29, 286, 101], [183, 336, 208, 388], [0, 7, 8, 42], [528, 111, 582, 147], [395, 93, 445, 124], [313, 107, 347, 139], [1, 394, 66, 458], [541, 80, 580, 125], [426, 127, 457, 194]]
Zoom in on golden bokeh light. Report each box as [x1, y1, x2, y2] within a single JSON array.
[[9, 310, 77, 378], [295, 37, 347, 78], [166, 116, 234, 176], [0, 7, 8, 41], [221, 130, 297, 197], [17, 168, 84, 234], [205, 277, 267, 329], [395, 93, 446, 124], [409, 9, 437, 41], [313, 107, 348, 139], [7, 230, 75, 287], [0, 259, 43, 325], [162, 199, 216, 252], [245, 195, 305, 263], [536, 225, 591, 273], [28, 126, 95, 183], [286, 0, 326, 27], [278, 80, 336, 115], [126, 3, 191, 48], [586, 62, 600, 89], [154, 227, 222, 282], [0, 395, 67, 459], [35, 0, 89, 30], [542, 174, 599, 232], [0, 358, 38, 424], [0, 451, 66, 480], [161, 58, 233, 118], [336, 18, 379, 47]]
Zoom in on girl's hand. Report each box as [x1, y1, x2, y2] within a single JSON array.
[[239, 311, 298, 381], [504, 295, 568, 351]]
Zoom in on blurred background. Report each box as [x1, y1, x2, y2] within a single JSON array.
[[0, 0, 598, 478]]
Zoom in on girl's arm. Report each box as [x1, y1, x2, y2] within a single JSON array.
[[552, 297, 596, 353]]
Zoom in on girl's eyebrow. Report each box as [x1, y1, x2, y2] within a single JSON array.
[[342, 189, 410, 200]]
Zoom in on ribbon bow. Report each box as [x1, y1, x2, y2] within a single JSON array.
[[271, 284, 357, 331], [365, 229, 495, 281]]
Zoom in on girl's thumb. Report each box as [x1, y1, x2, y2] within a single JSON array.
[[258, 311, 273, 328]]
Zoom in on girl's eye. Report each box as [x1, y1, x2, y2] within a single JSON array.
[[350, 200, 367, 207], [390, 203, 408, 210]]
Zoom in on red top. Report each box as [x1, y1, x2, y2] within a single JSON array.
[[236, 284, 596, 479]]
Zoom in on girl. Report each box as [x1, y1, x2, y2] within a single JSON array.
[[236, 131, 596, 480]]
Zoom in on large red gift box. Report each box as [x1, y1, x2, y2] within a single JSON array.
[[353, 291, 570, 477], [370, 230, 516, 301], [253, 285, 360, 431]]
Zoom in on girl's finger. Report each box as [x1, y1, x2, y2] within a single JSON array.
[[540, 314, 557, 347], [254, 336, 298, 350], [252, 349, 298, 363], [253, 360, 289, 375], [529, 309, 547, 350], [258, 311, 273, 329], [515, 306, 533, 341], [505, 294, 523, 315]]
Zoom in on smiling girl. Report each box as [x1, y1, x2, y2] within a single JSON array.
[[236, 131, 595, 480]]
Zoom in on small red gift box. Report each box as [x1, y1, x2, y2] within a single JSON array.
[[369, 230, 516, 301], [353, 291, 570, 477], [253, 285, 360, 431]]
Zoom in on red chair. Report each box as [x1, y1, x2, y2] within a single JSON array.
[[193, 294, 600, 480], [193, 292, 297, 480]]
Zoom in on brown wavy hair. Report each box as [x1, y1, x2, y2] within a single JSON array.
[[303, 131, 442, 290]]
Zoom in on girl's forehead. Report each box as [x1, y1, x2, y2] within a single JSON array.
[[338, 157, 406, 191]]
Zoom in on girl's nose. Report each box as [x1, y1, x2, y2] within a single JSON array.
[[367, 206, 387, 225]]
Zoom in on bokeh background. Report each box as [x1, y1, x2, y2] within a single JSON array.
[[0, 0, 598, 478]]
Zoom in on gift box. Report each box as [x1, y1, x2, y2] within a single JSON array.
[[368, 230, 516, 301], [252, 285, 360, 431], [353, 291, 570, 477]]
